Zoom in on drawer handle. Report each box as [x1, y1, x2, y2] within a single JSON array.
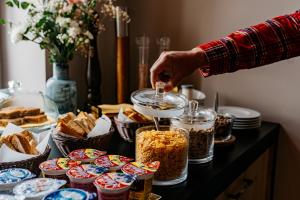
[[226, 178, 254, 200]]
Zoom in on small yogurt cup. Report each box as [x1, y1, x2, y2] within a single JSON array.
[[68, 149, 107, 163], [93, 172, 136, 200], [94, 155, 133, 171], [66, 164, 108, 193], [13, 178, 66, 200], [39, 158, 81, 181], [0, 194, 24, 200], [43, 188, 92, 200], [121, 161, 160, 200], [0, 168, 35, 192]]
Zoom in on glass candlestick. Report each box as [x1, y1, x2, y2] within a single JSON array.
[[157, 36, 170, 55], [116, 6, 129, 103], [136, 35, 150, 89]]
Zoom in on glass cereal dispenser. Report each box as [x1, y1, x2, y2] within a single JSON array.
[[171, 100, 216, 164], [132, 82, 189, 185]]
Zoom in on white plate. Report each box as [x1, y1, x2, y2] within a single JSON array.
[[234, 121, 261, 125], [233, 124, 261, 128], [232, 124, 261, 128], [0, 92, 11, 108], [233, 126, 260, 130], [234, 118, 261, 122], [218, 106, 261, 119]]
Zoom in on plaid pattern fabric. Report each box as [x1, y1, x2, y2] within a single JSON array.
[[198, 10, 300, 77]]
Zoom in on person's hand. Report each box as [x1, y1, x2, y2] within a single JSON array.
[[150, 48, 207, 91]]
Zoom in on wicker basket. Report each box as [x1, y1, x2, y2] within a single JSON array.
[[0, 145, 51, 176], [114, 116, 154, 142], [51, 127, 114, 157]]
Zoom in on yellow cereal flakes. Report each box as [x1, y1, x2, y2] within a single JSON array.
[[136, 130, 188, 181]]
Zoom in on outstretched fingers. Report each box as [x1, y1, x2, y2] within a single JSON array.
[[150, 52, 169, 88]]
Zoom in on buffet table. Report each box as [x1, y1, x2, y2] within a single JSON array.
[[49, 121, 279, 200]]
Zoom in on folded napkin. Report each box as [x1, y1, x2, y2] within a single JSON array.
[[98, 104, 133, 115]]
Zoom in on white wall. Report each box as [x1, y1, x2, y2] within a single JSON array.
[[0, 4, 46, 91], [127, 0, 300, 199], [127, 0, 202, 92], [198, 1, 300, 200]]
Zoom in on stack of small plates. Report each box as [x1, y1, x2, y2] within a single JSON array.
[[218, 106, 261, 130]]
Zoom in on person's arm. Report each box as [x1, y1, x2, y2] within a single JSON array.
[[199, 10, 300, 77], [150, 10, 300, 90]]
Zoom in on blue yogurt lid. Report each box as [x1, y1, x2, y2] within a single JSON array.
[[13, 178, 67, 198], [43, 188, 89, 200], [0, 168, 35, 185]]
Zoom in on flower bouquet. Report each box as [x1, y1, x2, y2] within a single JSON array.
[[1, 0, 129, 113]]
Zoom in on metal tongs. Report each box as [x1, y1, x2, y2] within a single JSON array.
[[152, 82, 165, 131], [214, 92, 219, 113]]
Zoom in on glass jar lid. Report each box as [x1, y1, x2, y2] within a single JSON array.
[[131, 82, 187, 118], [174, 100, 216, 125]]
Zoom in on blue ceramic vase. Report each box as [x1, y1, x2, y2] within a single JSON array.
[[45, 63, 77, 114]]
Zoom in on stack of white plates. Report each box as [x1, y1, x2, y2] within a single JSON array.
[[218, 106, 261, 130]]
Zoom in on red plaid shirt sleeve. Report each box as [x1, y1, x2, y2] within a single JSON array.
[[198, 10, 300, 77]]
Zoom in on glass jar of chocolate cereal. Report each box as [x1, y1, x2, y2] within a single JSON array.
[[171, 100, 216, 164]]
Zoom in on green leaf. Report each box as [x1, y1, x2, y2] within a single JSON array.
[[35, 17, 47, 28], [0, 19, 6, 25], [21, 2, 30, 9], [5, 1, 14, 7], [12, 0, 20, 8]]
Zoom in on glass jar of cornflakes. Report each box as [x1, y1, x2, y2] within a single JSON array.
[[131, 82, 189, 186], [136, 125, 188, 186], [171, 100, 216, 164]]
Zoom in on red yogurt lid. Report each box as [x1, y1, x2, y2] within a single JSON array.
[[68, 149, 106, 161], [121, 161, 160, 177], [94, 173, 136, 191], [40, 158, 81, 171], [67, 164, 108, 179], [94, 155, 133, 169]]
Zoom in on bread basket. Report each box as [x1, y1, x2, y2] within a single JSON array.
[[51, 127, 114, 157], [0, 145, 51, 175], [114, 116, 155, 142]]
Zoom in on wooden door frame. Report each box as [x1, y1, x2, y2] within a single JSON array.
[[0, 2, 4, 88]]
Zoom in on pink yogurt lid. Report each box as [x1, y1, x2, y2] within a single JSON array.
[[121, 161, 160, 179], [94, 173, 136, 193], [40, 158, 81, 173], [94, 155, 133, 169], [68, 149, 106, 162], [67, 164, 108, 180]]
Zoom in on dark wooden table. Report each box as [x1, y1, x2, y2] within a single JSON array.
[[49, 122, 279, 200]]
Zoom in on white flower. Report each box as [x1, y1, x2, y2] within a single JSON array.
[[56, 16, 71, 27], [47, 0, 64, 12], [70, 20, 79, 29], [68, 27, 80, 38], [57, 33, 68, 43], [67, 20, 81, 38], [10, 24, 27, 44], [84, 31, 94, 40], [61, 4, 73, 14]]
